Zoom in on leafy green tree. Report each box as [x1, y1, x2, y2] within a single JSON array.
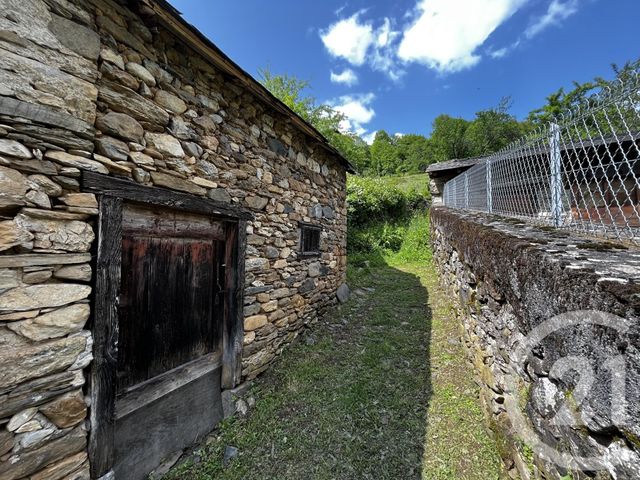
[[527, 82, 597, 126], [370, 130, 400, 176], [260, 60, 640, 174], [430, 115, 471, 161], [259, 69, 337, 127], [464, 98, 526, 156], [326, 131, 371, 173], [396, 134, 434, 173], [527, 59, 640, 126]]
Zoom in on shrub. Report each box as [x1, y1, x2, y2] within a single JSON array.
[[346, 175, 431, 260], [347, 177, 414, 227], [394, 213, 431, 263], [347, 222, 405, 253]]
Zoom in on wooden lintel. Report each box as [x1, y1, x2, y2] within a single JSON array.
[[82, 172, 253, 221]]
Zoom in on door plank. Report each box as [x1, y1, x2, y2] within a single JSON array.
[[113, 367, 224, 480], [115, 351, 222, 420], [117, 235, 220, 391]]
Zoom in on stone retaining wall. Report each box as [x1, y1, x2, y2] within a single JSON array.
[[430, 207, 640, 479], [0, 0, 347, 478]]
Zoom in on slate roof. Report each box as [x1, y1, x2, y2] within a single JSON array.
[[426, 156, 485, 174]]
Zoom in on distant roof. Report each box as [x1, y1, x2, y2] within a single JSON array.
[[426, 156, 485, 174], [136, 0, 355, 173], [426, 131, 640, 175]]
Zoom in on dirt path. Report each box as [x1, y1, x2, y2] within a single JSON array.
[[167, 260, 504, 480]]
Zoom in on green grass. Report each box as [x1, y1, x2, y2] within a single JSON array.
[[348, 212, 432, 264], [166, 243, 504, 479]]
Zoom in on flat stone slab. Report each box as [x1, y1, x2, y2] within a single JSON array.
[[0, 284, 91, 312], [0, 253, 91, 268]]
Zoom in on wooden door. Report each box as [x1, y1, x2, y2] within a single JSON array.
[[113, 204, 225, 480], [86, 173, 248, 480], [113, 205, 226, 480]]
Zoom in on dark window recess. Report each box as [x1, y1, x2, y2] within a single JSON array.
[[300, 225, 321, 254]]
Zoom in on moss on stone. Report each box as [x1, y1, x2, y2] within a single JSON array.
[[576, 241, 628, 251], [518, 380, 531, 414], [622, 429, 640, 451], [517, 440, 537, 477]]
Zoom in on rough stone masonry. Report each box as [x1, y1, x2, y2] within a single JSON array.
[[0, 0, 349, 478], [431, 207, 640, 480]]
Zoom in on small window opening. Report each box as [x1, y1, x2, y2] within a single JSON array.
[[300, 224, 321, 255]]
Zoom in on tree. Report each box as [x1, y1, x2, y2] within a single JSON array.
[[396, 134, 434, 173], [430, 115, 471, 161], [527, 82, 597, 126], [464, 98, 526, 156], [527, 59, 640, 126], [370, 130, 399, 176], [325, 131, 371, 173]]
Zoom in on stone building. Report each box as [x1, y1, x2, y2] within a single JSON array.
[[426, 156, 484, 205], [0, 0, 352, 478]]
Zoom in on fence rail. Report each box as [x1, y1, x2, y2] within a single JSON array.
[[443, 76, 640, 244]]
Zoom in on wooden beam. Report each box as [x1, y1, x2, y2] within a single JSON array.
[[115, 351, 223, 420], [221, 220, 245, 389], [82, 172, 253, 220], [89, 196, 122, 479]]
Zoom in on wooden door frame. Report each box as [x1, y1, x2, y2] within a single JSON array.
[[83, 172, 250, 479]]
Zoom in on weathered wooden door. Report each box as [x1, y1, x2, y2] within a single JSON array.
[[86, 173, 248, 480], [110, 205, 225, 479]]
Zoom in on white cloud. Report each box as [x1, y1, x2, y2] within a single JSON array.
[[371, 18, 405, 81], [320, 13, 374, 66], [321, 14, 404, 81], [330, 69, 359, 86], [323, 0, 577, 79], [488, 39, 520, 59], [329, 93, 376, 137], [488, 0, 580, 61], [489, 47, 510, 59], [525, 0, 580, 38], [397, 0, 528, 73], [362, 131, 378, 145]]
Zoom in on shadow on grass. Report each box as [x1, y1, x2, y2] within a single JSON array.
[[166, 249, 433, 480]]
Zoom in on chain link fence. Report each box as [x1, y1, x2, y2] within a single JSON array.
[[443, 76, 640, 244]]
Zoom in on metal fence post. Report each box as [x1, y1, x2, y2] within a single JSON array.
[[464, 172, 469, 209], [453, 180, 457, 208], [550, 123, 563, 227], [486, 159, 492, 213]]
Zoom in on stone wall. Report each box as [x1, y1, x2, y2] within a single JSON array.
[[430, 207, 640, 479], [0, 0, 347, 478]]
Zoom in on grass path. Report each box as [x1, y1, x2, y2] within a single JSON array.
[[166, 259, 504, 479]]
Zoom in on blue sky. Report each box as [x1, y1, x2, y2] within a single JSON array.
[[169, 0, 638, 143]]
